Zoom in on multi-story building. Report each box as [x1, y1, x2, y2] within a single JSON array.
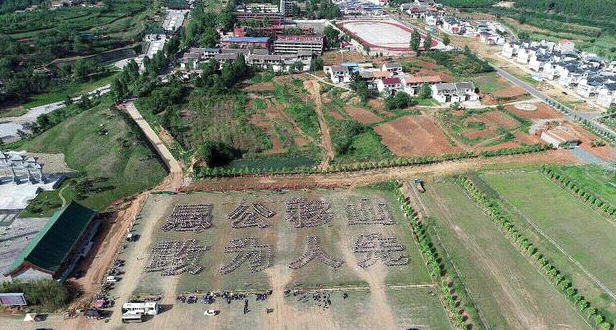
[[236, 12, 285, 26], [279, 0, 297, 16], [221, 36, 270, 50], [273, 35, 325, 55]]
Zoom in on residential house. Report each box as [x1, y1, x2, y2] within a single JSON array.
[[382, 62, 403, 75], [327, 65, 351, 84], [431, 82, 478, 104], [441, 17, 462, 34], [529, 54, 550, 72], [597, 83, 616, 108], [377, 77, 403, 94], [402, 75, 442, 95]]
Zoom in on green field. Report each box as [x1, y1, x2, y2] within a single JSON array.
[[482, 170, 616, 323], [418, 179, 590, 329], [22, 70, 119, 109], [20, 101, 167, 211], [558, 165, 616, 206]]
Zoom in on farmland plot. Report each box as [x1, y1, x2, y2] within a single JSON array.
[[482, 170, 616, 322], [417, 179, 589, 329]]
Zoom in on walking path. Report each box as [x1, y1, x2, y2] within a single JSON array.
[[305, 80, 335, 169], [125, 102, 183, 190]]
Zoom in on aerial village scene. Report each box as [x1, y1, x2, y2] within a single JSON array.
[[1, 0, 616, 329]]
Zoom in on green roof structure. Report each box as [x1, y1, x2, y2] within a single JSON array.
[[6, 202, 97, 277]]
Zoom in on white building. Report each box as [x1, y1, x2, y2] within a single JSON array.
[[431, 82, 478, 104], [326, 65, 352, 84], [597, 83, 616, 108], [382, 62, 403, 75]]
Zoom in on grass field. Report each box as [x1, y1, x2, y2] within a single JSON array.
[[481, 169, 616, 323], [417, 179, 590, 329], [129, 184, 451, 329], [22, 70, 119, 109], [20, 101, 166, 211], [558, 165, 616, 206]]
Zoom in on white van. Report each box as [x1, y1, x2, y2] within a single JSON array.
[[122, 302, 159, 316]]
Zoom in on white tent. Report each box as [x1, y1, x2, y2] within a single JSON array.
[[23, 313, 37, 322]]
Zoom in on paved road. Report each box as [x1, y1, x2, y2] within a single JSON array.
[[0, 84, 111, 140], [492, 66, 616, 141]]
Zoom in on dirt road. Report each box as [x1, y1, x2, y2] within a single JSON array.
[[305, 80, 335, 170], [188, 150, 578, 192]]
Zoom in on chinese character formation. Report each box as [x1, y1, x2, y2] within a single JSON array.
[[346, 198, 395, 225], [220, 237, 275, 275], [289, 236, 344, 270], [228, 202, 276, 228], [144, 239, 207, 276], [353, 233, 409, 268], [161, 204, 213, 232], [285, 198, 333, 228]]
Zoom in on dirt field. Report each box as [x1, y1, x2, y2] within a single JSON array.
[[344, 106, 383, 124], [375, 115, 462, 157], [504, 103, 564, 120], [491, 86, 527, 98], [91, 185, 453, 330]]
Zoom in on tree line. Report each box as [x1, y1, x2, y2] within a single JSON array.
[[459, 176, 614, 330], [541, 166, 616, 221], [394, 183, 484, 330]]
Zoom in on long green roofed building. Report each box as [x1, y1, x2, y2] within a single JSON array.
[[4, 202, 99, 282]]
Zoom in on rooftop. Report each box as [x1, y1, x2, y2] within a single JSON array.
[[5, 202, 97, 276]]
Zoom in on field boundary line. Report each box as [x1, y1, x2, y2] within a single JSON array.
[[496, 191, 616, 302]]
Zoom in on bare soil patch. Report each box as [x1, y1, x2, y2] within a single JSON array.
[[565, 122, 614, 161], [375, 115, 462, 157], [245, 82, 275, 92], [492, 86, 527, 98], [329, 110, 345, 120], [367, 99, 395, 117], [505, 103, 563, 120], [344, 107, 383, 124]]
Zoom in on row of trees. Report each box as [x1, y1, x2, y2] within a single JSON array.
[[541, 166, 616, 220], [459, 176, 613, 330], [394, 184, 480, 330], [197, 152, 479, 178], [479, 143, 548, 157], [197, 139, 556, 178], [409, 30, 433, 55]]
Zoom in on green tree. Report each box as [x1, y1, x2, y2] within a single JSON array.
[[442, 33, 451, 46], [199, 27, 220, 48], [423, 33, 433, 51], [410, 30, 421, 55], [324, 25, 340, 49]]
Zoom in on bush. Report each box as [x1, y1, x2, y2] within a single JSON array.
[[385, 91, 415, 110], [0, 280, 70, 312]]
